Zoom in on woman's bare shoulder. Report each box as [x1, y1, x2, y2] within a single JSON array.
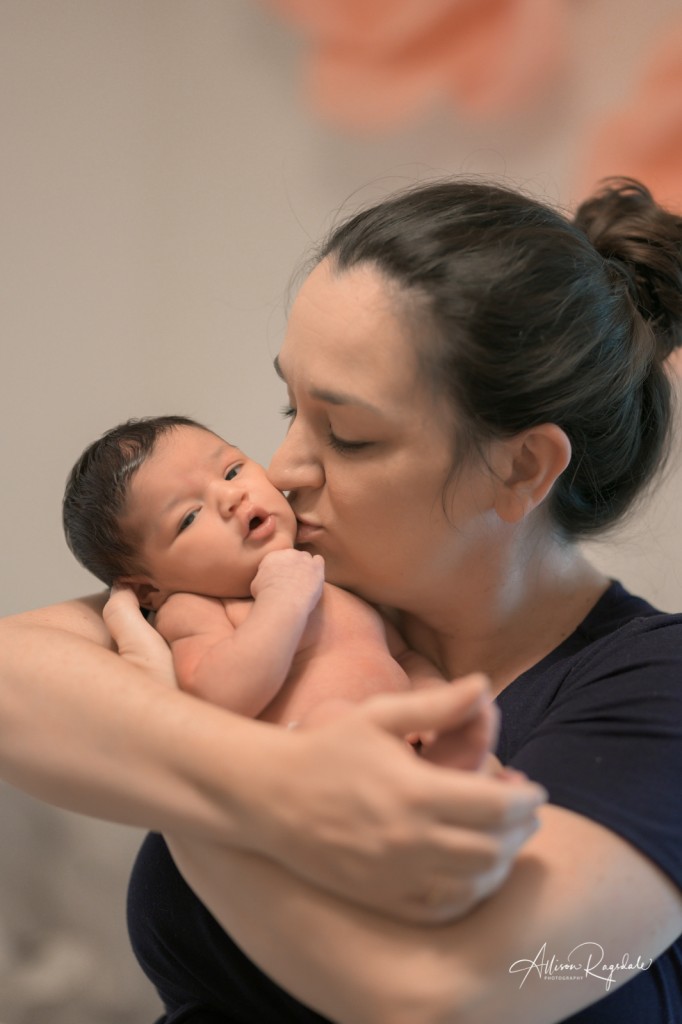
[[0, 592, 114, 647]]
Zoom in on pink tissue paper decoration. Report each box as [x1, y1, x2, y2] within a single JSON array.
[[576, 16, 682, 213], [264, 0, 569, 131]]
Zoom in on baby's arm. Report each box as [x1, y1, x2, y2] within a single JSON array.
[[155, 550, 324, 718]]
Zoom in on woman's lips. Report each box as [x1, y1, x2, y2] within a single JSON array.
[[296, 518, 322, 544]]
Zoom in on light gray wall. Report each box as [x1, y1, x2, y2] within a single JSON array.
[[3, 0, 680, 619], [1, 2, 681, 1021]]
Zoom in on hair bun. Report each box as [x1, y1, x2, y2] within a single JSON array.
[[574, 178, 682, 359]]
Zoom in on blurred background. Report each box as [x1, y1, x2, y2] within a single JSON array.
[[1, 1, 681, 1020]]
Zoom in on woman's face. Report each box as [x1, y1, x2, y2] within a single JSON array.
[[268, 260, 502, 610]]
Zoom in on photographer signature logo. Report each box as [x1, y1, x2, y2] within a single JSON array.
[[509, 942, 653, 991]]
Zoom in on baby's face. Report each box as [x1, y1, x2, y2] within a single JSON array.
[[120, 426, 296, 605]]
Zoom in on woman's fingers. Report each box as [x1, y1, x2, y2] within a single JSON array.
[[423, 764, 547, 829], [361, 673, 492, 740], [103, 584, 177, 687], [359, 677, 546, 824], [250, 698, 546, 925], [401, 810, 543, 924], [420, 700, 500, 770], [389, 769, 545, 923]]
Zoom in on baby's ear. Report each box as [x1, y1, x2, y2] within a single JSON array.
[[118, 577, 166, 611]]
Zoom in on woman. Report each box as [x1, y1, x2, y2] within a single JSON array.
[[2, 177, 682, 1023]]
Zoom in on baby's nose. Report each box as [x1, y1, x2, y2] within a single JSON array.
[[214, 478, 246, 516]]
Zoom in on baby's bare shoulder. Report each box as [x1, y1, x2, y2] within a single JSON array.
[[318, 583, 386, 636], [156, 593, 229, 642]]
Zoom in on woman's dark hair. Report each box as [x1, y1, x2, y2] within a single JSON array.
[[316, 178, 682, 537], [63, 415, 208, 585]]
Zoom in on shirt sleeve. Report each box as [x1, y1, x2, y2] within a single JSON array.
[[507, 617, 682, 890]]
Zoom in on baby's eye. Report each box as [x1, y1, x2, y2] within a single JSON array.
[[225, 464, 242, 481], [179, 510, 198, 532]]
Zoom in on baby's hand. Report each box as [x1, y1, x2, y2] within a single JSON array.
[[250, 549, 325, 615]]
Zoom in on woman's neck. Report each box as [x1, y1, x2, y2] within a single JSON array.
[[398, 545, 609, 696]]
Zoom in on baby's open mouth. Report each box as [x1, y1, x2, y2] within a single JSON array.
[[245, 513, 275, 540]]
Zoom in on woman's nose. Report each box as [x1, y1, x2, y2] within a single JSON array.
[[268, 425, 324, 493]]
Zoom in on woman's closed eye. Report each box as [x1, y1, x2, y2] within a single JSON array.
[[327, 430, 371, 455], [281, 403, 371, 455]]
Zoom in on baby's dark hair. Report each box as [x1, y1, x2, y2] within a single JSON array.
[[317, 178, 682, 537], [63, 415, 208, 586]]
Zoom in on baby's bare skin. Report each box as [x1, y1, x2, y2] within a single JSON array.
[[255, 581, 413, 724], [149, 549, 498, 773], [154, 549, 414, 726]]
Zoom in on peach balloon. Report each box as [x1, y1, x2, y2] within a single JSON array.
[[264, 0, 569, 130], [577, 16, 682, 214]]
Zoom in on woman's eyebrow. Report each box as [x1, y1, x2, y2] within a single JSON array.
[[273, 355, 382, 414]]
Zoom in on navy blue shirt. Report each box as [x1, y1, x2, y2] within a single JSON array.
[[127, 582, 682, 1022]]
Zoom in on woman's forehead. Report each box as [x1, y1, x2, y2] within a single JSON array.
[[279, 260, 421, 401]]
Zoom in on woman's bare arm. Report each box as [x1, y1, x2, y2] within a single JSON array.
[[0, 595, 544, 922], [0, 594, 276, 837], [169, 803, 682, 1024]]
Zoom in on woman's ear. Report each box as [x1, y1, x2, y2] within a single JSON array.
[[491, 424, 572, 524], [118, 577, 167, 611]]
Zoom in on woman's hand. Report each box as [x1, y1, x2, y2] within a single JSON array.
[[103, 584, 177, 688], [241, 677, 546, 925]]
